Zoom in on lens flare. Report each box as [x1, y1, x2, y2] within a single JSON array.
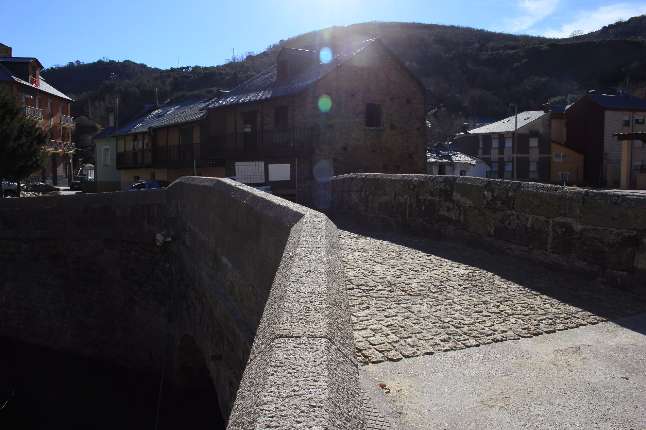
[[319, 47, 333, 64], [318, 95, 332, 113]]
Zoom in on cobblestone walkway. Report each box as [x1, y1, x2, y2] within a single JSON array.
[[340, 230, 646, 365]]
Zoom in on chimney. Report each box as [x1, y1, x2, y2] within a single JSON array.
[[0, 43, 12, 57]]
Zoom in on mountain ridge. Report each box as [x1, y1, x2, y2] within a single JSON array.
[[42, 17, 646, 143]]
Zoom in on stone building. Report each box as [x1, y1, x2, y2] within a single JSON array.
[[566, 91, 646, 188], [0, 43, 75, 186], [204, 38, 427, 205], [106, 39, 426, 202]]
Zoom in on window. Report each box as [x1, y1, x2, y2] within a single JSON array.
[[365, 103, 383, 128], [529, 161, 538, 179], [553, 152, 566, 162], [636, 117, 645, 125], [274, 106, 289, 130], [623, 117, 631, 127], [504, 161, 513, 179], [180, 127, 193, 145], [488, 162, 499, 178], [459, 170, 467, 176], [478, 135, 484, 155], [505, 137, 513, 149], [491, 136, 499, 149], [529, 137, 539, 148], [102, 146, 111, 166], [560, 172, 570, 184], [438, 164, 446, 175]]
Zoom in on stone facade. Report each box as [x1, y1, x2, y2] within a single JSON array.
[[204, 40, 427, 206], [332, 174, 646, 286]]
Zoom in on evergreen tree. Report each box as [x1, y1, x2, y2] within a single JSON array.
[[0, 90, 47, 195]]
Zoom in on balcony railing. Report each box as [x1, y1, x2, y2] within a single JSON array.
[[117, 127, 319, 170], [116, 150, 153, 169], [61, 115, 74, 127], [23, 106, 43, 121]]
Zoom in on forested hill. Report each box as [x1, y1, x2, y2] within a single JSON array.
[[43, 18, 646, 134]]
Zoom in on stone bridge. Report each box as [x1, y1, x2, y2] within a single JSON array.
[[0, 175, 645, 429]]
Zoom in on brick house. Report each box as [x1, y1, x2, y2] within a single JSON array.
[[566, 91, 646, 188], [204, 38, 427, 205], [0, 43, 75, 186], [109, 39, 426, 203]]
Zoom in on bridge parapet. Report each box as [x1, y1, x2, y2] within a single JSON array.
[[0, 177, 362, 429], [331, 174, 646, 287]]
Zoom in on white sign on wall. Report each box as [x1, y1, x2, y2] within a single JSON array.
[[235, 161, 265, 184], [268, 163, 291, 181]]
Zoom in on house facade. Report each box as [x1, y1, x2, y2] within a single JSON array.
[[566, 92, 646, 188], [426, 144, 488, 177], [204, 39, 426, 205], [108, 39, 427, 204], [94, 126, 120, 192], [0, 43, 75, 186], [454, 111, 553, 182]]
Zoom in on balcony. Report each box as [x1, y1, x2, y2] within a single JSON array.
[[116, 128, 319, 170], [61, 115, 74, 127], [44, 139, 75, 154], [23, 106, 43, 121], [116, 150, 153, 169]]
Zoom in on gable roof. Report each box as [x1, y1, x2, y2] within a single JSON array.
[[427, 144, 478, 165], [468, 111, 546, 135], [586, 92, 646, 111], [0, 62, 72, 101], [113, 99, 210, 136], [209, 38, 414, 109]]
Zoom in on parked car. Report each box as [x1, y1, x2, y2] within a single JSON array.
[[1, 181, 18, 197], [25, 182, 57, 194], [128, 180, 169, 191]]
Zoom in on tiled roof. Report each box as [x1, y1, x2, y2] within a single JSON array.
[[468, 111, 546, 134], [587, 93, 646, 111], [114, 99, 210, 136], [0, 62, 72, 101], [208, 39, 377, 109], [427, 145, 477, 165]]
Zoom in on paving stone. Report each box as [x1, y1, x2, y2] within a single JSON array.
[[340, 229, 646, 364]]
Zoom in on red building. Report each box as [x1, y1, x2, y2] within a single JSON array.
[[0, 43, 75, 186]]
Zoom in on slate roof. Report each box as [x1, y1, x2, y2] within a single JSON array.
[[0, 61, 72, 101], [427, 144, 478, 165], [468, 111, 546, 135], [208, 39, 378, 109], [113, 99, 210, 136], [587, 92, 646, 111]]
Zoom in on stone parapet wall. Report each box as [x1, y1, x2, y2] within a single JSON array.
[[331, 174, 646, 286], [0, 177, 361, 429]]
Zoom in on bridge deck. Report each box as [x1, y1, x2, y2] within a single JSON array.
[[340, 230, 646, 429]]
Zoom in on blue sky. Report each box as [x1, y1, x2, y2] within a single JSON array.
[[1, 0, 646, 69]]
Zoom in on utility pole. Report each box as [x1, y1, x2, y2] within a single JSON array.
[[511, 103, 518, 180]]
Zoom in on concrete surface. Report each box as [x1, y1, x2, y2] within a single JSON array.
[[362, 313, 646, 430]]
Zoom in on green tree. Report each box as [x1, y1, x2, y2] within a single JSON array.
[[0, 90, 47, 196]]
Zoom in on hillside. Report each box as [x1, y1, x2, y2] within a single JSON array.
[[43, 18, 646, 142]]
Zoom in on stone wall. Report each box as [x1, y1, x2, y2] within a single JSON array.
[[0, 177, 361, 429], [331, 174, 646, 286]]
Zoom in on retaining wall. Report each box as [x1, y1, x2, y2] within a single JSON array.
[[0, 177, 362, 429], [332, 174, 646, 286]]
